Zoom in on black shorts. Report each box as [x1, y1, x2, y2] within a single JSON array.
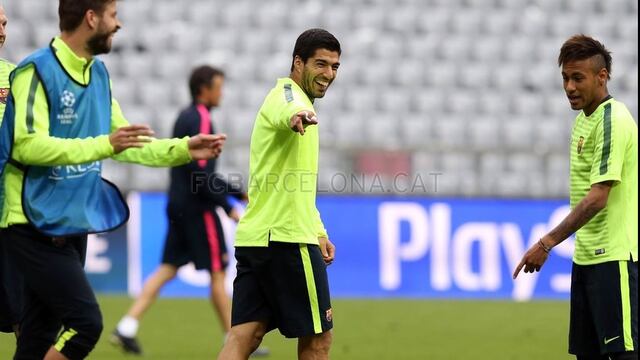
[[4, 225, 103, 359], [0, 232, 23, 333], [161, 208, 228, 273], [569, 260, 638, 356], [231, 242, 333, 338]]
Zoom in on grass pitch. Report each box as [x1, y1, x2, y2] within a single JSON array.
[[0, 297, 572, 359]]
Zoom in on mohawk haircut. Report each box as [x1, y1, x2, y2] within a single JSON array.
[[558, 34, 612, 79]]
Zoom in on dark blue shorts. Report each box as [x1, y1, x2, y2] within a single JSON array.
[[569, 260, 638, 356], [231, 242, 333, 338], [161, 208, 228, 273]]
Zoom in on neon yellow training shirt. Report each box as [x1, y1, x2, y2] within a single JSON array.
[[570, 97, 638, 265], [234, 77, 328, 247], [0, 37, 192, 227], [0, 58, 16, 125]]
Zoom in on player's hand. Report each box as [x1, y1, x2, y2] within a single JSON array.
[[513, 238, 551, 279], [228, 208, 241, 223], [290, 111, 318, 135], [319, 237, 335, 265], [109, 125, 155, 154], [188, 134, 226, 160]]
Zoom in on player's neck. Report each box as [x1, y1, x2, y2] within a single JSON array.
[[60, 32, 94, 61], [584, 91, 611, 117]]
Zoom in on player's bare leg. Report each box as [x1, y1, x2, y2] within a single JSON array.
[[218, 321, 268, 360], [298, 331, 332, 360], [128, 264, 178, 320], [112, 264, 178, 354], [44, 347, 68, 360], [210, 271, 231, 332]]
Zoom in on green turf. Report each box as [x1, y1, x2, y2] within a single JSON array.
[[0, 297, 572, 359]]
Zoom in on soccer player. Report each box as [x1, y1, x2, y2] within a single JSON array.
[[0, 1, 225, 359], [514, 34, 637, 360], [112, 65, 268, 357], [217, 28, 339, 360], [0, 3, 21, 337]]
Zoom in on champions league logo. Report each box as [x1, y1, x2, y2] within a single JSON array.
[[58, 90, 78, 125], [61, 90, 76, 108]]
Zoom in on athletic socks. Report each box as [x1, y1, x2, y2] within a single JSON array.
[[116, 316, 139, 338]]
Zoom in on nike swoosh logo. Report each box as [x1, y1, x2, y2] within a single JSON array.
[[604, 336, 620, 344]]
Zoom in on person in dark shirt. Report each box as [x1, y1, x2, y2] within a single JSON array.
[[112, 66, 267, 356]]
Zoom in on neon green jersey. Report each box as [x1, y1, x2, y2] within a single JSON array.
[[570, 97, 638, 265], [0, 37, 192, 227], [234, 78, 328, 247], [0, 58, 16, 125]]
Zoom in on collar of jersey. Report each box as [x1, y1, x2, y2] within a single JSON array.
[[279, 77, 313, 103], [51, 37, 95, 86]]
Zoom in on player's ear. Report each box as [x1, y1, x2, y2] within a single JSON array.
[[85, 9, 99, 30], [293, 55, 304, 74], [597, 68, 608, 86]]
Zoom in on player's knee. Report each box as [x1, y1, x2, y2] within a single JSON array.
[[58, 307, 103, 358], [306, 331, 332, 354]]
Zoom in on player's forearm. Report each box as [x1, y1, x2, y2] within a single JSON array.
[[14, 134, 114, 165], [545, 191, 608, 247], [112, 137, 191, 167]]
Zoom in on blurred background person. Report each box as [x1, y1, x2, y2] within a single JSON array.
[[112, 65, 268, 357]]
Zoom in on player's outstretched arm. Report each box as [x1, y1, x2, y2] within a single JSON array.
[[513, 182, 612, 279], [290, 111, 318, 135], [109, 125, 155, 153], [187, 133, 226, 160]]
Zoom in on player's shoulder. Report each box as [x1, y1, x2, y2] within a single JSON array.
[[607, 99, 637, 130], [176, 104, 199, 122], [0, 58, 16, 70]]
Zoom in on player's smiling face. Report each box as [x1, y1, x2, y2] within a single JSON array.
[[299, 49, 340, 100], [0, 6, 7, 49], [561, 57, 608, 115], [87, 1, 121, 55]]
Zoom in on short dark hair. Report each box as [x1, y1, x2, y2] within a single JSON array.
[[189, 65, 225, 101], [290, 28, 341, 71], [558, 34, 612, 79], [58, 0, 115, 32]]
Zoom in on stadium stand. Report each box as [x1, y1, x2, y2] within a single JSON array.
[[3, 0, 637, 197]]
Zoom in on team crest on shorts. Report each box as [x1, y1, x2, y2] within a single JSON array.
[[325, 308, 333, 322], [577, 136, 585, 154]]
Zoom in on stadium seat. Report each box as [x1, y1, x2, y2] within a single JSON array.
[[477, 91, 510, 116], [415, 8, 451, 35], [450, 9, 483, 35], [400, 116, 433, 148], [345, 86, 378, 113], [483, 10, 515, 35], [470, 37, 503, 62], [510, 92, 545, 115], [468, 117, 501, 151], [412, 89, 446, 114], [432, 116, 467, 148], [364, 115, 400, 149], [393, 59, 425, 87], [446, 90, 478, 114], [379, 88, 412, 113], [458, 63, 492, 89], [438, 36, 471, 61], [502, 117, 535, 150], [386, 6, 418, 34]]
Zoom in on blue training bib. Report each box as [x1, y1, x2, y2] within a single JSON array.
[[0, 45, 128, 236]]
